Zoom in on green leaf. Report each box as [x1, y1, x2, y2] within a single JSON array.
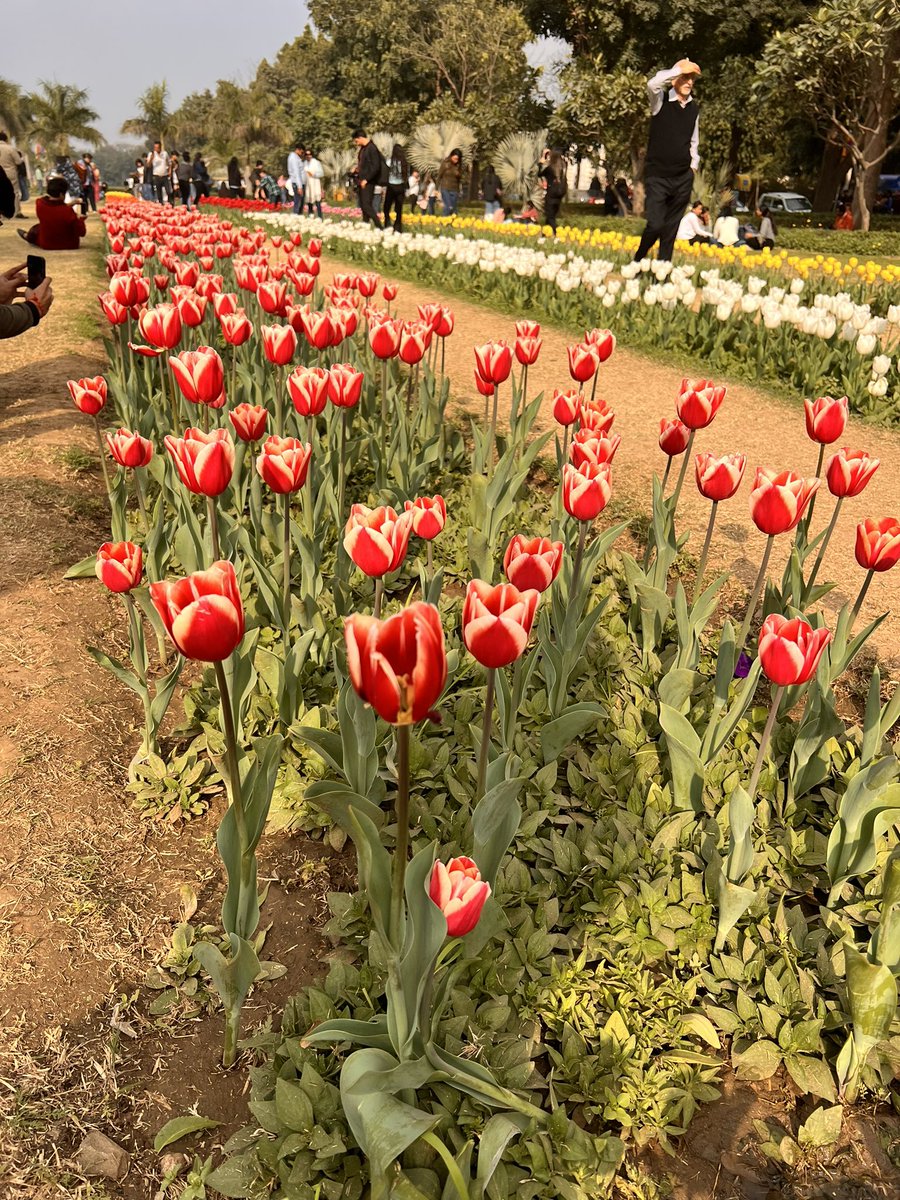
[[86, 645, 147, 703], [658, 703, 705, 812], [64, 553, 97, 579], [826, 757, 900, 890], [733, 1039, 781, 1081], [798, 1105, 842, 1149], [473, 1114, 528, 1200], [275, 1077, 315, 1132], [785, 1054, 836, 1102], [539, 702, 603, 764], [472, 776, 525, 889], [153, 1114, 220, 1153], [204, 1151, 259, 1197]]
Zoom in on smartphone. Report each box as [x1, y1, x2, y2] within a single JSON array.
[[27, 255, 46, 290]]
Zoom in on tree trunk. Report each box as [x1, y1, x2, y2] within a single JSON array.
[[852, 162, 871, 232], [630, 144, 646, 217], [812, 141, 848, 211]]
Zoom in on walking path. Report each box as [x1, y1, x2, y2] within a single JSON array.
[[322, 255, 900, 668]]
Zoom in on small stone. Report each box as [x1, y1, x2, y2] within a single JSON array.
[[720, 1151, 761, 1184], [76, 1130, 129, 1180], [159, 1152, 187, 1178]]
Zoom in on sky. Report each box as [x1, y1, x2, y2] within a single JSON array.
[[0, 0, 312, 143]]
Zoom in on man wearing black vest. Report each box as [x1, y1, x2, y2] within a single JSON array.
[[633, 59, 701, 262]]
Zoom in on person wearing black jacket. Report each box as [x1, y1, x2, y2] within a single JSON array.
[[192, 153, 210, 202], [352, 130, 384, 229], [633, 58, 702, 262], [481, 164, 502, 217]]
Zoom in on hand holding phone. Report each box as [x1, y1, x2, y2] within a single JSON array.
[[27, 255, 46, 290]]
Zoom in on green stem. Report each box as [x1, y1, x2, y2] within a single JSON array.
[[693, 501, 718, 604], [123, 593, 154, 754], [426, 540, 434, 591], [389, 723, 411, 947], [275, 370, 285, 437], [804, 496, 843, 600], [661, 456, 673, 495], [669, 428, 696, 515], [476, 668, 496, 802], [133, 468, 150, 532], [282, 490, 292, 630], [747, 685, 783, 801], [380, 358, 388, 488], [561, 423, 570, 464], [212, 659, 250, 905], [735, 535, 775, 655], [589, 371, 598, 408], [230, 350, 237, 407], [207, 494, 221, 561], [338, 409, 348, 522], [570, 519, 589, 610], [488, 380, 500, 480], [803, 443, 826, 532], [93, 417, 113, 506], [374, 575, 384, 619], [851, 568, 876, 624]]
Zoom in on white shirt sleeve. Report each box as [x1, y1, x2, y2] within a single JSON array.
[[690, 117, 700, 171], [647, 65, 681, 115]]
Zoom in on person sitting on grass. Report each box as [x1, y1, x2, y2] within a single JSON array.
[[676, 199, 720, 245], [833, 202, 854, 230], [19, 176, 87, 250]]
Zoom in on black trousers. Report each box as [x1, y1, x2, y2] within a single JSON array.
[[153, 175, 170, 204], [544, 197, 561, 233], [358, 183, 383, 228], [634, 170, 694, 261], [384, 184, 405, 231]]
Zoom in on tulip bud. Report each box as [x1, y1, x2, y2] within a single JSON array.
[[327, 363, 364, 409], [429, 856, 491, 936], [261, 323, 297, 366], [169, 346, 226, 408], [98, 292, 129, 325], [404, 495, 447, 540], [382, 282, 398, 301], [826, 449, 880, 498], [287, 366, 329, 417], [219, 310, 253, 346], [106, 428, 153, 468], [578, 398, 615, 435], [344, 504, 413, 577], [229, 403, 268, 444], [570, 430, 621, 468], [164, 428, 235, 497], [67, 376, 108, 416], [515, 336, 542, 366], [749, 468, 818, 536], [345, 601, 446, 725], [474, 371, 494, 398], [369, 318, 401, 360], [758, 614, 831, 687], [474, 341, 512, 385], [584, 328, 616, 362], [677, 378, 726, 430], [563, 462, 612, 522], [503, 535, 563, 593], [256, 435, 312, 494], [695, 452, 747, 502], [150, 561, 245, 661], [552, 388, 580, 426], [139, 303, 183, 350], [257, 280, 289, 317], [399, 324, 428, 365], [462, 579, 540, 668], [515, 320, 540, 339], [804, 395, 849, 445], [855, 518, 900, 572], [659, 417, 691, 457], [567, 343, 598, 383], [96, 541, 143, 593]]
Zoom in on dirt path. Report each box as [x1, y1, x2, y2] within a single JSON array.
[[322, 255, 900, 669], [0, 211, 333, 1198]]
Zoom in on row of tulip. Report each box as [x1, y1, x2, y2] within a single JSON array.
[[250, 212, 900, 420], [74, 197, 900, 1190]]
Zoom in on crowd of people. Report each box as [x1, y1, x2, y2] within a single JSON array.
[[675, 199, 778, 251]]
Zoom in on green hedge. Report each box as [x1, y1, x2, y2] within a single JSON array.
[[776, 228, 900, 257]]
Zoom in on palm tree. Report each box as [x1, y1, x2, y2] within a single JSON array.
[[0, 79, 30, 141], [494, 129, 547, 202], [406, 121, 476, 176], [121, 81, 172, 146], [27, 81, 103, 156]]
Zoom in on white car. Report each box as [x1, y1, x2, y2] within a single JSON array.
[[758, 192, 813, 213]]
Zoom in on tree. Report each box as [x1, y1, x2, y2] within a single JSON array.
[[27, 81, 103, 156], [0, 79, 30, 141], [121, 81, 172, 146], [756, 0, 900, 228]]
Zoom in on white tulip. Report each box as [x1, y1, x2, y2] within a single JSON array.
[[872, 354, 891, 377], [716, 301, 732, 321], [856, 333, 877, 355], [790, 278, 805, 294], [867, 377, 888, 397]]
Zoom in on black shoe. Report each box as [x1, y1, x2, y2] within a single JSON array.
[[15, 213, 26, 219], [17, 229, 28, 241]]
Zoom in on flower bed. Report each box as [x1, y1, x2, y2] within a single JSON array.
[[72, 197, 900, 1196]]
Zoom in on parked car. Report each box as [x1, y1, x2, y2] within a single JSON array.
[[757, 191, 813, 213]]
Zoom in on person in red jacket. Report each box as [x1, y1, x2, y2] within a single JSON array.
[[21, 176, 87, 250]]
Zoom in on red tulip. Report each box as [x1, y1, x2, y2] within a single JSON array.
[[370, 318, 401, 360], [562, 462, 612, 521], [344, 601, 446, 725], [67, 375, 107, 416], [474, 341, 512, 385], [256, 280, 288, 317], [301, 309, 333, 350], [357, 272, 380, 298], [515, 336, 542, 366], [758, 614, 831, 687], [164, 428, 235, 497], [416, 303, 442, 333], [327, 363, 364, 409], [404, 495, 446, 540], [659, 417, 691, 457], [139, 303, 183, 350], [570, 430, 621, 468], [343, 504, 413, 577], [128, 341, 162, 358], [195, 273, 223, 299], [435, 306, 454, 338], [229, 403, 268, 443], [676, 378, 726, 430], [286, 366, 328, 417], [261, 323, 297, 366], [474, 371, 494, 398], [382, 282, 398, 302], [578, 398, 615, 435], [150, 561, 244, 662], [584, 327, 615, 362], [109, 271, 145, 309], [804, 395, 849, 445], [173, 260, 200, 288], [515, 320, 540, 339], [98, 292, 128, 325], [567, 343, 598, 383], [552, 388, 580, 426], [695, 452, 747, 502], [213, 291, 239, 319], [308, 237, 322, 256], [256, 435, 312, 494], [503, 535, 563, 593], [855, 518, 900, 572], [96, 540, 143, 593], [399, 324, 429, 365], [825, 448, 879, 498], [106, 428, 153, 468], [153, 273, 170, 291], [462, 579, 539, 668], [749, 468, 818, 535], [169, 346, 225, 407], [429, 856, 490, 936], [220, 311, 253, 346]]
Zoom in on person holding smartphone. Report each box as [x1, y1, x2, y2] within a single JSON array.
[[0, 261, 53, 339], [20, 176, 87, 250]]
